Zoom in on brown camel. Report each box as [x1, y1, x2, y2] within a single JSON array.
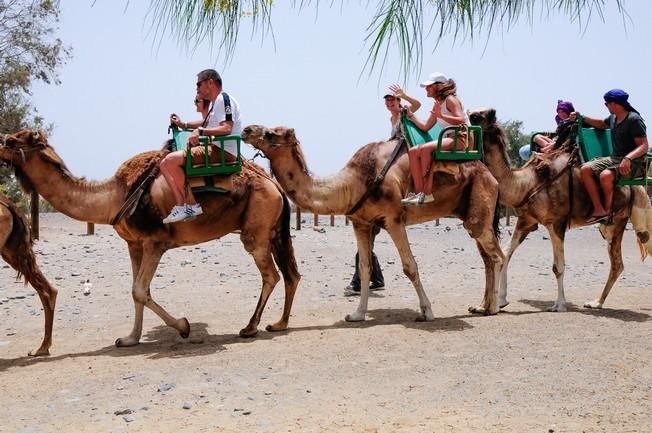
[[241, 125, 505, 322], [0, 130, 300, 346], [0, 192, 58, 356], [469, 108, 652, 311]]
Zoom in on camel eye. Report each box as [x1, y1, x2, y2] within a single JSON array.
[[264, 131, 275, 141]]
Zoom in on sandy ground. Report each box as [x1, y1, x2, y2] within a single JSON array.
[[1, 212, 652, 433]]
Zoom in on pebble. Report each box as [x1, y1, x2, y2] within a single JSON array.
[[182, 402, 192, 410], [123, 415, 135, 423], [114, 408, 132, 415], [158, 383, 176, 392]]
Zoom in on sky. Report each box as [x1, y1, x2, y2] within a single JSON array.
[[31, 1, 652, 180]]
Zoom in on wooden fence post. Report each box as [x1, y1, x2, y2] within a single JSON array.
[[330, 215, 335, 226], [345, 217, 349, 226], [295, 207, 301, 230], [30, 191, 39, 240], [505, 206, 512, 226], [313, 213, 319, 227], [87, 222, 95, 235]]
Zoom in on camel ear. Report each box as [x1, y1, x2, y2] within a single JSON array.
[[487, 109, 496, 124], [284, 128, 296, 143]]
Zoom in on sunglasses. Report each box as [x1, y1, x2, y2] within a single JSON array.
[[194, 99, 202, 104], [196, 78, 208, 88]]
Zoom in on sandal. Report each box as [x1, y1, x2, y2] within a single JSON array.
[[586, 214, 609, 225]]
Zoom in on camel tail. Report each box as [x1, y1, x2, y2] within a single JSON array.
[[272, 194, 300, 282], [629, 186, 652, 262], [493, 197, 501, 239]]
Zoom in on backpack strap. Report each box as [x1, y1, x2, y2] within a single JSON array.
[[222, 92, 233, 122]]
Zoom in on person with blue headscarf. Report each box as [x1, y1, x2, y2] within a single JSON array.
[[571, 89, 649, 224]]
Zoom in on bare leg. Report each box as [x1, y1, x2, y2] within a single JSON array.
[[408, 148, 424, 193], [600, 169, 616, 214], [160, 151, 187, 206], [581, 165, 607, 217]]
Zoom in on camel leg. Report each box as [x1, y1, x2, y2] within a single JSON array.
[[498, 217, 538, 308], [239, 239, 281, 337], [585, 219, 626, 308], [266, 249, 300, 334], [383, 223, 434, 322], [115, 243, 190, 347], [547, 223, 568, 312], [345, 224, 374, 322], [0, 209, 58, 356], [468, 236, 504, 316]]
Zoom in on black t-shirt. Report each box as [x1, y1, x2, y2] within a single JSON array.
[[604, 112, 647, 156]]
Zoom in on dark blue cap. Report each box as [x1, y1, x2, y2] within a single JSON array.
[[603, 89, 636, 112]]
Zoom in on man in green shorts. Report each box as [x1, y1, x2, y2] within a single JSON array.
[[573, 89, 648, 224]]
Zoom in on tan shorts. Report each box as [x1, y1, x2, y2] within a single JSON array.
[[586, 155, 647, 179], [187, 144, 237, 167]]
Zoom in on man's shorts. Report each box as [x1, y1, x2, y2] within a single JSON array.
[[586, 155, 647, 180], [187, 144, 237, 167]]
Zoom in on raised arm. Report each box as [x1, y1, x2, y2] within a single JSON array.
[[389, 84, 421, 113]]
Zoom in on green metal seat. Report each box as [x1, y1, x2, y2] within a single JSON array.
[[576, 116, 651, 187], [400, 112, 483, 161], [170, 126, 242, 194]]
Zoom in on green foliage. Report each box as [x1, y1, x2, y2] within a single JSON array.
[[0, 0, 71, 210], [145, 0, 624, 79], [501, 119, 530, 168]]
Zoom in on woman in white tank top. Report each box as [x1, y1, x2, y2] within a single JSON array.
[[401, 72, 469, 206]]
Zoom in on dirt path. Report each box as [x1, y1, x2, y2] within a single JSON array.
[[1, 213, 651, 432]]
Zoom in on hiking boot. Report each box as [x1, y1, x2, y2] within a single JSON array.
[[184, 203, 204, 221], [370, 281, 385, 291], [162, 205, 189, 224]]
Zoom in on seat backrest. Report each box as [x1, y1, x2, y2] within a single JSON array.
[[577, 117, 613, 163], [401, 114, 442, 148]]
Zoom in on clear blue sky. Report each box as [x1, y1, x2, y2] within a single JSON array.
[[32, 1, 652, 179]]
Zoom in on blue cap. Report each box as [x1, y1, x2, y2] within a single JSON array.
[[603, 89, 636, 112]]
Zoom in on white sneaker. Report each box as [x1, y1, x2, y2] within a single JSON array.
[[400, 192, 418, 205], [403, 192, 424, 207], [184, 203, 203, 221], [162, 205, 188, 224], [420, 194, 434, 205]]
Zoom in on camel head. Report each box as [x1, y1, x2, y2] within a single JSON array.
[[241, 125, 299, 155], [468, 108, 497, 129], [0, 129, 50, 167]]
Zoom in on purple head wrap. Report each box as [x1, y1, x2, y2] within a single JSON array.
[[554, 100, 575, 125]]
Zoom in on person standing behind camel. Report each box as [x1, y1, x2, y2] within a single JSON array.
[[161, 69, 242, 224], [346, 85, 421, 294], [401, 72, 469, 206], [573, 89, 648, 224]]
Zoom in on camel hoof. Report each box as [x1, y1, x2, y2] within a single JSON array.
[[28, 347, 50, 357], [547, 303, 567, 312], [239, 326, 259, 338], [345, 312, 365, 322], [584, 300, 603, 309], [265, 322, 288, 332], [115, 337, 139, 347], [177, 318, 190, 339]]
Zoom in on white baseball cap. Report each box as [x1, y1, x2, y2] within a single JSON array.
[[420, 72, 448, 87]]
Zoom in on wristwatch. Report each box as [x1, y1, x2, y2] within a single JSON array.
[[198, 127, 204, 136]]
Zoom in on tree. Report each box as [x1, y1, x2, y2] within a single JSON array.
[[0, 0, 71, 209], [146, 0, 625, 78], [502, 119, 531, 168]]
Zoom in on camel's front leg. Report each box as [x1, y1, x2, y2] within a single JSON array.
[[385, 223, 434, 322], [585, 220, 626, 309], [345, 224, 373, 322], [498, 217, 538, 309], [27, 273, 58, 356], [547, 224, 568, 312], [115, 243, 189, 347], [239, 240, 281, 337]]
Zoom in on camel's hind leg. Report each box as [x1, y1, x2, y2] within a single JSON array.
[[345, 224, 375, 322], [115, 242, 189, 347], [0, 208, 58, 356], [498, 217, 538, 308], [585, 218, 627, 309]]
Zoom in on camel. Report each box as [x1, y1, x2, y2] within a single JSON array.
[[0, 130, 300, 347], [0, 192, 58, 356], [241, 125, 505, 322], [469, 108, 652, 311]]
